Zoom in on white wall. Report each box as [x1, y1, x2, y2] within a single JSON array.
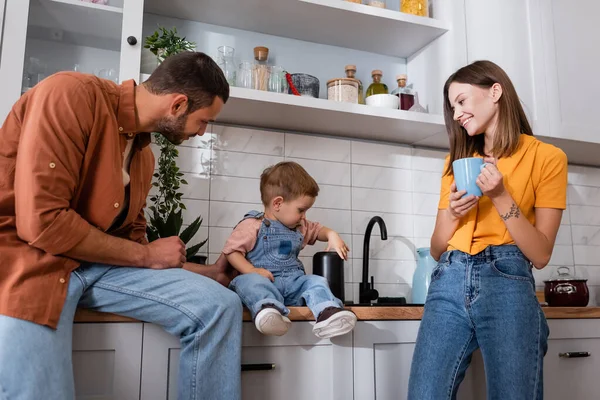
[[158, 125, 600, 305]]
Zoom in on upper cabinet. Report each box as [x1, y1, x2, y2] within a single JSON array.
[[539, 0, 600, 145], [0, 0, 144, 121]]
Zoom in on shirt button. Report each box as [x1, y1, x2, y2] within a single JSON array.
[[119, 127, 124, 132], [127, 133, 134, 138], [49, 162, 56, 169], [114, 202, 120, 208], [59, 278, 66, 284]]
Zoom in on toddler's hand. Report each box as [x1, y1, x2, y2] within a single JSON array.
[[326, 232, 350, 261], [253, 268, 274, 282]]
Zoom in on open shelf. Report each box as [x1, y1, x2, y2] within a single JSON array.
[[140, 73, 445, 145], [143, 0, 450, 58], [27, 0, 123, 51]]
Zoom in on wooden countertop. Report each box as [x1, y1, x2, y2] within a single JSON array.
[[74, 306, 600, 323]]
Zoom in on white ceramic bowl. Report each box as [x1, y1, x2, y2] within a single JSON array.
[[365, 94, 399, 109]]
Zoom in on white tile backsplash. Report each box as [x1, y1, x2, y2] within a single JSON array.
[[212, 125, 284, 156], [351, 140, 411, 169], [285, 133, 351, 162], [211, 150, 283, 178], [156, 125, 600, 303], [352, 164, 412, 191]]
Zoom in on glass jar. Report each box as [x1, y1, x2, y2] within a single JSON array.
[[268, 66, 287, 93], [237, 61, 254, 89], [401, 0, 428, 17], [217, 45, 237, 86], [327, 78, 359, 104], [345, 0, 362, 3], [345, 64, 364, 104], [252, 46, 270, 91], [365, 70, 388, 98], [391, 74, 415, 110], [367, 0, 386, 8]]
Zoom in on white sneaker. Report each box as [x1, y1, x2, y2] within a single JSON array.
[[255, 307, 291, 336], [313, 310, 357, 339]]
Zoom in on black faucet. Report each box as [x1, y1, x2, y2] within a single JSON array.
[[359, 216, 387, 304]]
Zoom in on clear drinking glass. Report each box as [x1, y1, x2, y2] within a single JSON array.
[[237, 61, 254, 89], [217, 45, 236, 86], [268, 66, 287, 93]]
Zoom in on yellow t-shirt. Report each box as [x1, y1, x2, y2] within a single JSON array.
[[438, 134, 568, 255]]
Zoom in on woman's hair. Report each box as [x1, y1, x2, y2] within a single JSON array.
[[443, 60, 533, 176], [144, 51, 229, 113], [260, 162, 319, 206]]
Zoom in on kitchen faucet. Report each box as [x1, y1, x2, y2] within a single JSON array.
[[359, 216, 387, 304]]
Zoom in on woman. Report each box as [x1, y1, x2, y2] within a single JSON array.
[[407, 60, 567, 399]]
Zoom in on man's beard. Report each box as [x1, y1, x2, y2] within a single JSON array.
[[156, 114, 189, 145]]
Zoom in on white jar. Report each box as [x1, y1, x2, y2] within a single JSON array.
[[327, 78, 359, 104]]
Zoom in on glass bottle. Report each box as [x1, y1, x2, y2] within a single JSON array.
[[412, 247, 437, 304], [345, 65, 364, 104], [217, 46, 236, 87], [401, 0, 428, 17], [391, 74, 415, 110], [365, 70, 388, 98]]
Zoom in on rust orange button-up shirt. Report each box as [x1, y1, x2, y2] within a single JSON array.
[[0, 72, 154, 328]]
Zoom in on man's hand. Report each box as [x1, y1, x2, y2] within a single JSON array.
[[144, 237, 186, 269], [183, 253, 240, 287]]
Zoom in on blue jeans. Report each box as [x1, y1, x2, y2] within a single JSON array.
[[408, 245, 548, 400], [0, 264, 242, 400], [230, 269, 342, 320]]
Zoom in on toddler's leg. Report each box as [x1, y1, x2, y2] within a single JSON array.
[[229, 273, 291, 336]]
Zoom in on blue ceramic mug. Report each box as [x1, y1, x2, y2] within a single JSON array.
[[452, 157, 489, 197]]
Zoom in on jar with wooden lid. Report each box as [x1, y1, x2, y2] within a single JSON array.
[[401, 0, 428, 17], [252, 46, 270, 91], [344, 0, 363, 3], [367, 0, 386, 8], [366, 70, 388, 98], [327, 78, 359, 104]]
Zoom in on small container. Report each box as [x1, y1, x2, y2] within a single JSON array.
[[401, 0, 428, 17], [345, 64, 365, 104], [252, 46, 270, 91], [368, 0, 386, 8], [237, 61, 254, 89], [366, 70, 388, 98], [287, 73, 320, 98], [391, 74, 415, 110], [327, 78, 359, 104], [268, 66, 287, 93], [345, 0, 363, 3]]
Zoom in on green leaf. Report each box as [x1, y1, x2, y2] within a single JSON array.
[[181, 179, 188, 185], [146, 226, 159, 242], [185, 238, 208, 261], [179, 216, 203, 245], [164, 209, 183, 237]]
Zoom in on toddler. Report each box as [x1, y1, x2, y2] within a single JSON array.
[[223, 161, 357, 338]]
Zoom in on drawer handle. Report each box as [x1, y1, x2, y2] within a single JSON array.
[[559, 352, 591, 358], [241, 363, 276, 371]]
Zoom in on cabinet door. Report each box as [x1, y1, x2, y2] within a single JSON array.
[[72, 322, 143, 400], [353, 321, 485, 400], [464, 0, 549, 137], [0, 0, 143, 121], [539, 0, 600, 143], [544, 320, 600, 400], [140, 322, 353, 400]]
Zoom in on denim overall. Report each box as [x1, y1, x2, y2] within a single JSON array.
[[229, 210, 342, 319]]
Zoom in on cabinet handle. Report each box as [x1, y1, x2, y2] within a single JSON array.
[[241, 363, 276, 371], [127, 36, 138, 46], [559, 352, 591, 358]]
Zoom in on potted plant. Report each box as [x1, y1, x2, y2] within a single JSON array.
[[144, 26, 196, 63], [144, 27, 207, 264]]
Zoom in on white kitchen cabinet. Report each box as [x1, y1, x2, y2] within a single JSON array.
[[538, 0, 600, 144], [72, 322, 143, 400], [463, 0, 549, 137], [353, 321, 485, 400], [140, 322, 353, 400], [0, 0, 144, 121], [543, 319, 600, 400]]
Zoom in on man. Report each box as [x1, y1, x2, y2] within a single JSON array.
[[0, 52, 242, 399]]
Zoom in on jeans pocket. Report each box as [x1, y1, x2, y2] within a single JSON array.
[[430, 261, 449, 283], [491, 257, 533, 281]]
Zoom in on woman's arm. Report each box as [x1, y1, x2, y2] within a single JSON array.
[[489, 192, 562, 269], [478, 158, 562, 269]]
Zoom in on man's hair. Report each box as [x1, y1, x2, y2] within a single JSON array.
[[260, 162, 320, 206], [143, 51, 229, 113]]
